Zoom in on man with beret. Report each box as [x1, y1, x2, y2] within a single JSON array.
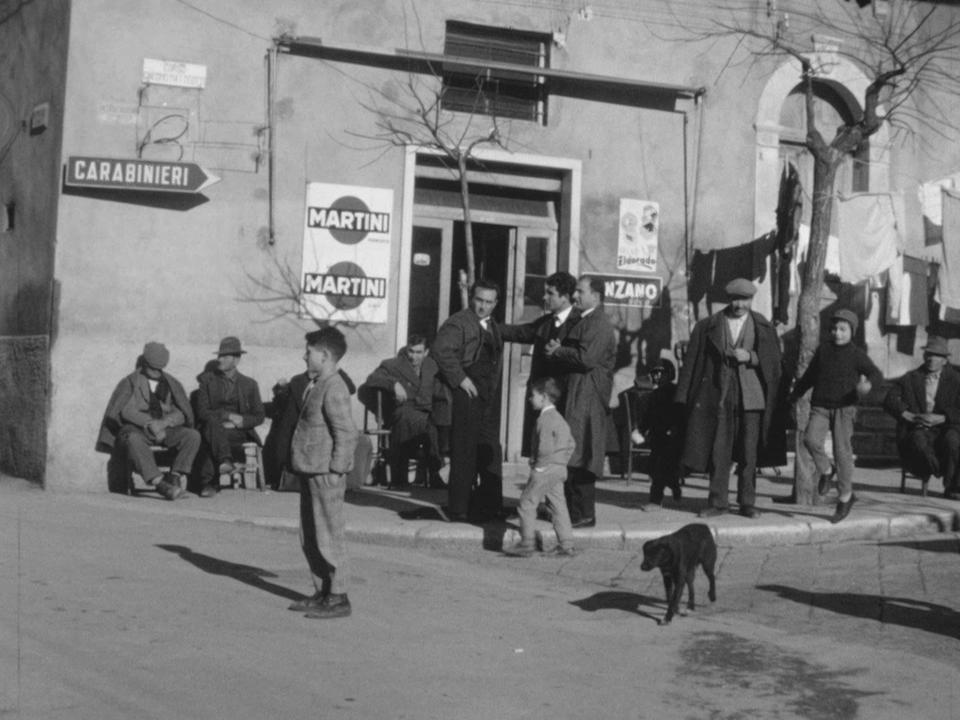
[[675, 278, 782, 518], [884, 336, 960, 500], [194, 337, 266, 497], [96, 342, 200, 500]]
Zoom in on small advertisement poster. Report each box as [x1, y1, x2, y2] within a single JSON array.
[[616, 198, 659, 273], [300, 183, 393, 323]]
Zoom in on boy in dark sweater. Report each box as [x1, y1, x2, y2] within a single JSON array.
[[791, 309, 881, 523], [504, 377, 577, 557]]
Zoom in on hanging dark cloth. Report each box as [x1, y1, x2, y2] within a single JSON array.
[[773, 163, 803, 325]]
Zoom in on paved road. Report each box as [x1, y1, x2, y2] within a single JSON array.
[[1, 485, 957, 720]]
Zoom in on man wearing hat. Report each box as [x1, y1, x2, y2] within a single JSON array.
[[194, 336, 266, 496], [884, 336, 960, 500], [96, 342, 200, 500], [675, 278, 782, 518]]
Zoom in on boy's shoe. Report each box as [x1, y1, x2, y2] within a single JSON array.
[[305, 594, 351, 619], [830, 494, 857, 524], [289, 591, 326, 612], [503, 543, 536, 557], [548, 546, 577, 557], [818, 466, 836, 495]]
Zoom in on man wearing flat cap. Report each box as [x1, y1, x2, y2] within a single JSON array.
[[96, 342, 200, 500], [675, 277, 782, 518], [884, 336, 960, 500], [194, 336, 266, 496]]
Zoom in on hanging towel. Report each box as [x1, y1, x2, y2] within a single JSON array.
[[886, 254, 929, 326], [796, 223, 841, 277], [935, 188, 960, 321], [836, 193, 904, 283]]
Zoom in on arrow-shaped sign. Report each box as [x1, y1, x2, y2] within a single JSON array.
[[65, 156, 220, 194]]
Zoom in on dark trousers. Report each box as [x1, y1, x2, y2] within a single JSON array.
[[117, 424, 200, 482], [448, 388, 502, 518], [196, 425, 250, 488], [707, 407, 761, 510], [900, 425, 960, 491], [565, 467, 596, 522]]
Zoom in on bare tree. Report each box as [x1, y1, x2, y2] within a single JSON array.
[[349, 67, 508, 309], [689, 1, 960, 502]]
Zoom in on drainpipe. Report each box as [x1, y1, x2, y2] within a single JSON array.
[[265, 42, 279, 245]]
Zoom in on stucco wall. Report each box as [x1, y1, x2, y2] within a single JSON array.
[[0, 0, 70, 482]]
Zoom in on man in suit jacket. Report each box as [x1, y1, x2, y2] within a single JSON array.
[[359, 334, 449, 489], [884, 336, 960, 499], [501, 271, 581, 456], [287, 326, 359, 620], [675, 278, 782, 518], [96, 342, 200, 500], [431, 279, 505, 522], [194, 336, 266, 496], [546, 275, 617, 526]]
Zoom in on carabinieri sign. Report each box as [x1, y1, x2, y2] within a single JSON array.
[[65, 156, 220, 193]]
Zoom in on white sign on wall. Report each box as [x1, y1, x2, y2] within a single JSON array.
[[142, 58, 207, 89], [300, 183, 393, 324], [616, 198, 659, 273]]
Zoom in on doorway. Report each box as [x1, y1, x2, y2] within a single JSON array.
[[408, 213, 557, 460]]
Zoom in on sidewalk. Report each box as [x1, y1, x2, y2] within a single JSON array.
[[56, 459, 960, 551]]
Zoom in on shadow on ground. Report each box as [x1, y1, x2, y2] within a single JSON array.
[[757, 583, 960, 640], [156, 544, 304, 601], [570, 590, 664, 623]]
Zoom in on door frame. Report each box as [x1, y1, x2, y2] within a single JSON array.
[[397, 146, 581, 347]]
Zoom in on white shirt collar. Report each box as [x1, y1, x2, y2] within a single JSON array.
[[554, 306, 573, 326]]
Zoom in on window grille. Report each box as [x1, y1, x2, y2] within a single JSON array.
[[441, 21, 549, 125]]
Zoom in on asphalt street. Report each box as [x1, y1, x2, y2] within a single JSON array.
[[1, 480, 958, 720]]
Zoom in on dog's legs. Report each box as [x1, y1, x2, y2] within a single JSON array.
[[662, 573, 674, 606], [685, 569, 697, 611], [703, 558, 717, 602], [663, 574, 683, 624]]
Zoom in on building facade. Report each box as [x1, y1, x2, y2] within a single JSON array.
[[2, 0, 958, 489]]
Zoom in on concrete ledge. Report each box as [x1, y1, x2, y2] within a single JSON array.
[[715, 521, 813, 548]]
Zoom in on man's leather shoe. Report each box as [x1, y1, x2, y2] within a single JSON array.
[[818, 466, 836, 495], [738, 506, 760, 519], [305, 594, 351, 619], [289, 592, 326, 612], [571, 517, 596, 528], [698, 507, 725, 518], [830, 494, 856, 524], [199, 484, 218, 498], [438, 506, 469, 523]]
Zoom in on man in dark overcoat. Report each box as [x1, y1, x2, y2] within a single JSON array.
[[675, 278, 782, 518], [500, 271, 581, 456], [194, 336, 265, 496], [432, 279, 505, 522], [883, 336, 960, 499], [546, 275, 617, 526], [359, 334, 449, 489]]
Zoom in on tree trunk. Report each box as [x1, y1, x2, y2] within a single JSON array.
[[792, 151, 841, 505], [458, 154, 475, 310]]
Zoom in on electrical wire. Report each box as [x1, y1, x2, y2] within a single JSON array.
[[171, 0, 271, 41]]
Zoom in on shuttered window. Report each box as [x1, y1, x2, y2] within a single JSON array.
[[442, 21, 549, 125]]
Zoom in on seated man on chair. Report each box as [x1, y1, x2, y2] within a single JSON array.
[[96, 342, 200, 500], [360, 334, 448, 489], [883, 336, 960, 500], [194, 336, 265, 496]]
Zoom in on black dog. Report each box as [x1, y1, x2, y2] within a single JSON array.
[[640, 523, 717, 624]]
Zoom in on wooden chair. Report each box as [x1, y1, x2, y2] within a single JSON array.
[[361, 387, 392, 486], [900, 467, 930, 497]]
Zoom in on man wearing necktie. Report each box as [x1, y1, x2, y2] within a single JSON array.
[[884, 336, 960, 500], [501, 271, 581, 457], [432, 279, 506, 522]]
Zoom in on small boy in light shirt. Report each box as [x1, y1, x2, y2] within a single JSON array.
[[504, 377, 577, 557]]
